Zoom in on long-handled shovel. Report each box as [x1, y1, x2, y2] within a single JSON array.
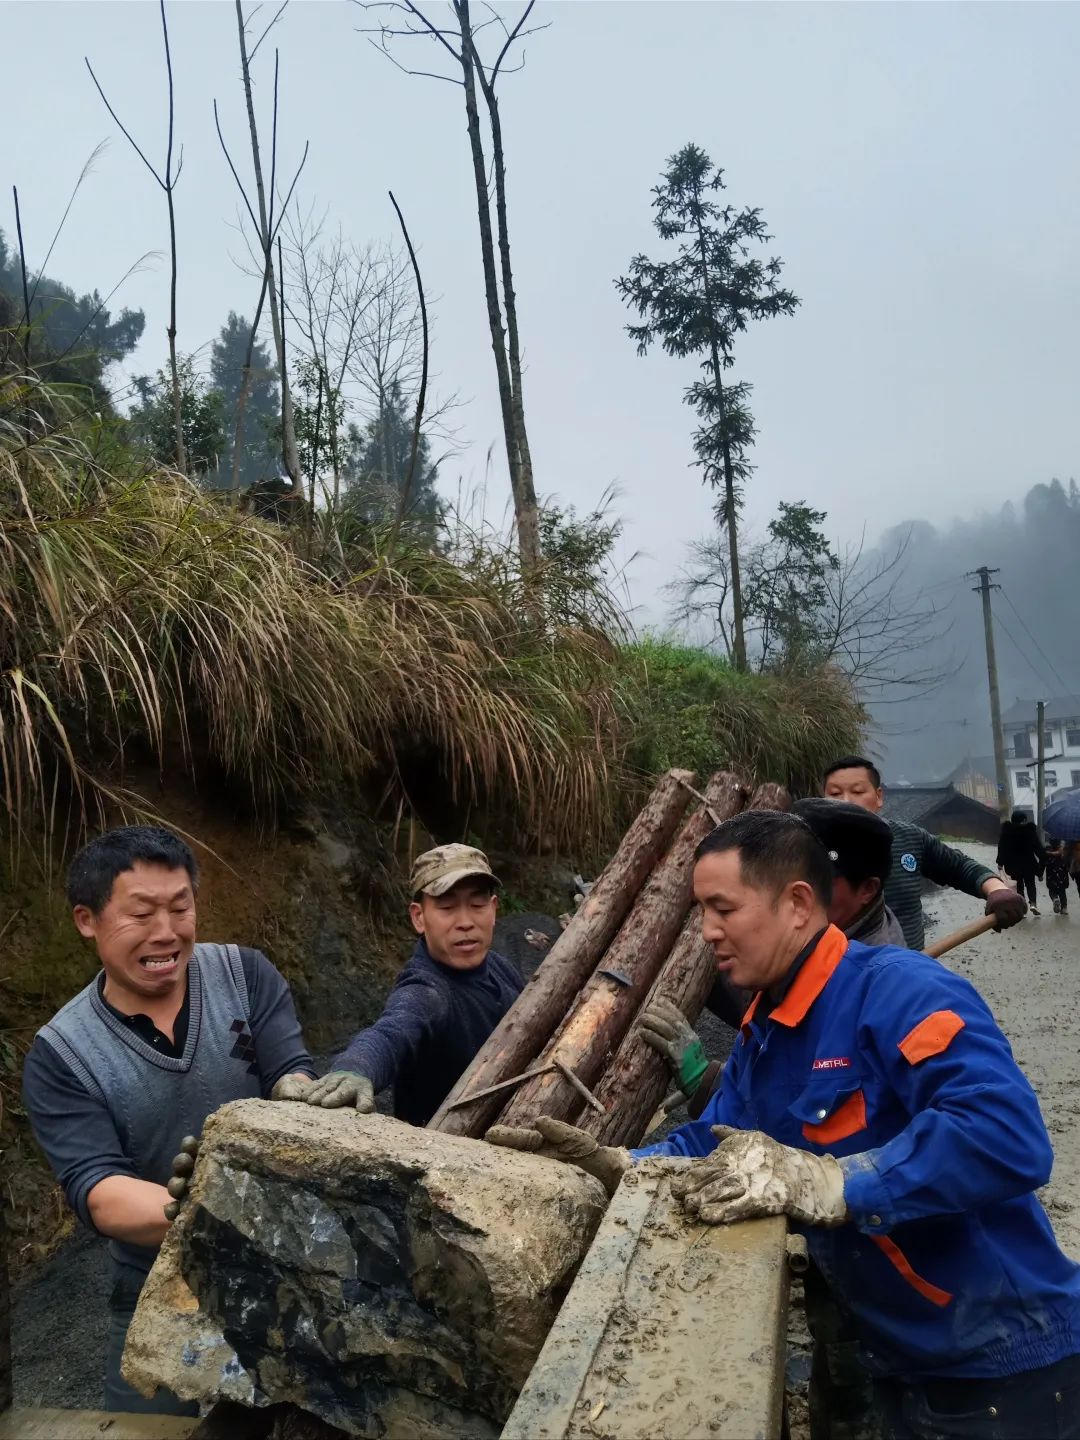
[[925, 912, 999, 959]]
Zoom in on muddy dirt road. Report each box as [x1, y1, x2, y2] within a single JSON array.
[[923, 841, 1080, 1261], [11, 856, 1080, 1409]]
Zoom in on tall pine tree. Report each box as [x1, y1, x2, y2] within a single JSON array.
[[207, 311, 279, 492], [617, 146, 799, 670], [342, 380, 442, 539]]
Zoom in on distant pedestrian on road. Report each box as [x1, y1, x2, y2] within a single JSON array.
[[1071, 841, 1080, 903], [997, 810, 1046, 916], [1045, 840, 1070, 915]]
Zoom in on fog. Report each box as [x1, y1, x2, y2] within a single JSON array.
[[868, 479, 1080, 781]]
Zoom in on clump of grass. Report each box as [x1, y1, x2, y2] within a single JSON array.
[[622, 636, 865, 794], [0, 403, 629, 855]]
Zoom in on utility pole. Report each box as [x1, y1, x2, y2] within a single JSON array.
[[1036, 698, 1046, 833], [970, 566, 1010, 820]]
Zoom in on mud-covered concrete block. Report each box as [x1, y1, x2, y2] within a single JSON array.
[[123, 1101, 606, 1438], [503, 1160, 789, 1440]]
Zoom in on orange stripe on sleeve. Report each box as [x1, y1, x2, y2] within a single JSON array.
[[871, 1235, 953, 1307], [898, 1009, 966, 1065]]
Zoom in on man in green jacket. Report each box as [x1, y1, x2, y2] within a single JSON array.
[[822, 755, 1027, 949]]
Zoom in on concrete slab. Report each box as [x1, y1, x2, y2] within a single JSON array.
[[0, 1409, 196, 1440], [502, 1159, 789, 1440]]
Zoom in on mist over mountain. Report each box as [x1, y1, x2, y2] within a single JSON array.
[[868, 479, 1080, 782]]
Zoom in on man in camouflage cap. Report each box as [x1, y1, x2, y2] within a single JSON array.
[[302, 844, 523, 1125]]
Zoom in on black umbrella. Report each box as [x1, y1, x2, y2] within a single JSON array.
[[1043, 789, 1080, 842]]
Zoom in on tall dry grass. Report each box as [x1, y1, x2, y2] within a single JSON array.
[[0, 397, 629, 854]]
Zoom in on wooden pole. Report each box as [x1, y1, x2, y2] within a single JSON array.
[[924, 913, 998, 959], [578, 907, 716, 1147], [429, 770, 697, 1137], [0, 1200, 11, 1415], [497, 773, 747, 1131], [578, 782, 784, 1147], [1036, 698, 1046, 833], [747, 782, 791, 812]]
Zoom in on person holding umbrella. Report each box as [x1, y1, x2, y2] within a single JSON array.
[[1045, 839, 1070, 915], [1043, 788, 1080, 907]]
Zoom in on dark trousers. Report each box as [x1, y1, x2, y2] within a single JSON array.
[[105, 1261, 199, 1416], [873, 1353, 1080, 1439], [804, 1264, 881, 1440], [1007, 870, 1039, 906]]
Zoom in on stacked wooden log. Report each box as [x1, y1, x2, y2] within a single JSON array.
[[429, 768, 789, 1148]]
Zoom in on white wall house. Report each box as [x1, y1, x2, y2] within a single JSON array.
[[1001, 696, 1080, 814]]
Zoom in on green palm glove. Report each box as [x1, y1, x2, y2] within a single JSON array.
[[638, 998, 709, 1097]]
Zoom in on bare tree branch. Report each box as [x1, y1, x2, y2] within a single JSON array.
[[214, 100, 261, 237], [364, 36, 463, 85], [84, 62, 165, 188], [86, 0, 186, 474], [249, 0, 289, 62], [217, 4, 310, 497], [387, 189, 429, 529]]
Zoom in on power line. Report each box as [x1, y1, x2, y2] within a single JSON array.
[[999, 588, 1077, 697], [993, 607, 1061, 698]]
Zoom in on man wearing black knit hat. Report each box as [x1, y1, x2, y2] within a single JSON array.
[[791, 798, 904, 949]]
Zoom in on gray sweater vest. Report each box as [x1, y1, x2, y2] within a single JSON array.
[[39, 943, 264, 1273]]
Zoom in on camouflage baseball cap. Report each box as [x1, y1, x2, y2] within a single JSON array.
[[410, 844, 500, 898]]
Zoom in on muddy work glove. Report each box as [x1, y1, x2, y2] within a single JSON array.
[[638, 998, 709, 1098], [302, 1070, 376, 1112], [163, 1135, 200, 1223], [270, 1074, 315, 1101], [486, 1116, 631, 1197], [985, 886, 1027, 929], [673, 1125, 848, 1228]]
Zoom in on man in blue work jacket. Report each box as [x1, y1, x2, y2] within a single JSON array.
[[488, 809, 1080, 1439]]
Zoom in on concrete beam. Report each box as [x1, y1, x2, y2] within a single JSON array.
[[0, 1411, 196, 1439], [502, 1160, 789, 1440]]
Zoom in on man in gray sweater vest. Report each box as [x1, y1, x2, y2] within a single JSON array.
[[22, 825, 316, 1416]]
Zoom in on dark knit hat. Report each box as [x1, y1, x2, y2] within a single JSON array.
[[792, 797, 893, 887]]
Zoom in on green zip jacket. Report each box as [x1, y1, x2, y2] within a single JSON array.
[[885, 818, 995, 950]]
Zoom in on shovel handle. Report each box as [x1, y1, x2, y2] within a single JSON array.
[[925, 913, 999, 959]]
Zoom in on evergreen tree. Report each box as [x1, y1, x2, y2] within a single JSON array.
[[130, 355, 226, 478], [616, 145, 799, 670], [342, 381, 443, 538], [0, 230, 145, 411], [206, 311, 280, 491]]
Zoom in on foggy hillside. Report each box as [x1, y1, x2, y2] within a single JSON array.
[[868, 478, 1080, 782]]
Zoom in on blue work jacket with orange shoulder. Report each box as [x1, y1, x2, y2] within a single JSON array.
[[633, 924, 1080, 1381]]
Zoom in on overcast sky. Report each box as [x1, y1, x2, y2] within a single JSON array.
[[5, 0, 1079, 622]]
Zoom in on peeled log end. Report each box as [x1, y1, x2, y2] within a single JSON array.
[[123, 1101, 607, 1438]]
